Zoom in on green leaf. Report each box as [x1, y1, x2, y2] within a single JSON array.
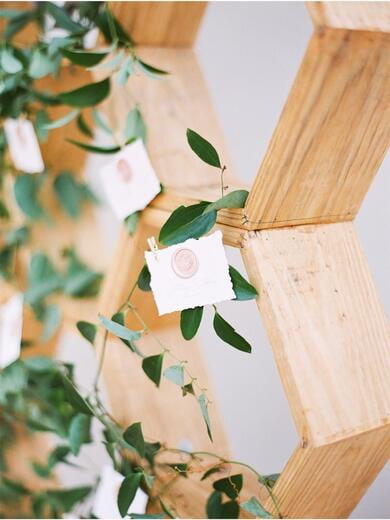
[[124, 107, 146, 142], [198, 393, 212, 442], [58, 78, 110, 108], [25, 252, 62, 305], [124, 211, 140, 235], [5, 226, 30, 247], [110, 312, 142, 355], [92, 109, 113, 135], [14, 174, 47, 220], [46, 486, 92, 514], [159, 202, 216, 246], [263, 473, 279, 489], [0, 245, 14, 280], [66, 138, 120, 154], [219, 501, 240, 519], [186, 129, 221, 168], [207, 491, 222, 519], [40, 304, 61, 341], [116, 56, 133, 85], [76, 112, 94, 138], [45, 2, 86, 34], [28, 49, 56, 79], [229, 266, 258, 301], [61, 48, 109, 67], [60, 374, 93, 416], [43, 110, 79, 130], [142, 353, 164, 387], [117, 473, 142, 518], [136, 59, 168, 78], [205, 190, 249, 213], [180, 307, 203, 340], [129, 515, 165, 519], [4, 11, 33, 41], [0, 199, 10, 219], [163, 365, 184, 386], [240, 497, 272, 518], [213, 311, 251, 353], [182, 382, 195, 397], [62, 248, 102, 298], [0, 48, 23, 73], [123, 422, 145, 457], [99, 314, 142, 342], [201, 466, 222, 481], [76, 321, 97, 345], [54, 171, 96, 218], [68, 414, 92, 455], [137, 264, 151, 292], [23, 356, 56, 372], [213, 474, 243, 500], [35, 109, 51, 142]]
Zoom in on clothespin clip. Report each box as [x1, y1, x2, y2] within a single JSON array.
[[147, 236, 159, 261]]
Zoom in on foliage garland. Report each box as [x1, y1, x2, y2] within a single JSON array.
[[0, 3, 281, 519]]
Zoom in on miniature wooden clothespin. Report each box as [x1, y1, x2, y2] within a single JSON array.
[[147, 236, 159, 261]]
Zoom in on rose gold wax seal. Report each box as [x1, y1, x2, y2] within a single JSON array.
[[171, 248, 198, 279], [117, 158, 133, 183]]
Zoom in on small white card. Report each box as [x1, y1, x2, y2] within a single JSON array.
[[0, 293, 23, 369], [92, 465, 148, 519], [145, 231, 235, 315], [4, 119, 45, 174], [99, 139, 161, 220]]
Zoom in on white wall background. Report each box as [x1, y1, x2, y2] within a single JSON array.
[[59, 2, 389, 518]]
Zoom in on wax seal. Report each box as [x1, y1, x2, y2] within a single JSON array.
[[117, 158, 133, 183], [171, 248, 199, 279]]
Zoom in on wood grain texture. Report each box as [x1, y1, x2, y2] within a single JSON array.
[[242, 222, 390, 447], [96, 47, 238, 193], [245, 28, 390, 229], [266, 425, 390, 518], [110, 2, 207, 47], [308, 2, 390, 33]]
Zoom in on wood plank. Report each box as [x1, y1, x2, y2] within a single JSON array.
[[266, 425, 390, 518], [110, 2, 207, 47], [241, 222, 390, 446], [245, 28, 390, 228], [307, 2, 390, 33]]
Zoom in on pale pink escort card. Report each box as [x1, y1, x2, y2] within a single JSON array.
[[92, 465, 148, 519], [0, 293, 23, 369], [4, 119, 45, 173], [145, 231, 235, 315], [99, 139, 161, 220]]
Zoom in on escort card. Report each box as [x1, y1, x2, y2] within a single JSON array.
[[145, 231, 235, 315], [4, 119, 45, 173], [99, 139, 161, 220], [0, 293, 23, 369], [92, 465, 148, 519]]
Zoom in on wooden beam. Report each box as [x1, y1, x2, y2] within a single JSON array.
[[244, 28, 390, 229], [110, 2, 207, 47], [266, 425, 390, 518], [241, 222, 390, 447], [307, 2, 390, 33]]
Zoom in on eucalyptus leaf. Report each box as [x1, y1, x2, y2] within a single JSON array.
[[123, 422, 145, 457], [124, 211, 140, 235], [163, 365, 184, 387], [0, 199, 10, 219], [45, 2, 86, 34], [46, 486, 92, 514], [66, 138, 120, 154], [60, 374, 93, 416], [68, 414, 91, 455], [61, 48, 109, 67], [142, 353, 164, 387], [99, 314, 141, 342], [43, 110, 79, 130], [136, 59, 168, 78], [263, 473, 280, 488], [5, 225, 30, 246], [76, 113, 94, 138], [180, 307, 203, 340], [116, 56, 133, 85], [24, 252, 62, 305], [206, 490, 222, 519], [198, 393, 212, 441], [40, 304, 61, 341], [159, 202, 216, 246], [58, 78, 110, 108], [124, 107, 146, 142], [240, 497, 272, 518], [76, 321, 97, 345], [62, 249, 102, 298], [229, 265, 258, 301], [14, 174, 47, 220], [92, 108, 113, 135], [204, 190, 249, 213], [137, 264, 151, 292], [213, 474, 243, 500], [54, 171, 97, 218], [117, 473, 142, 518], [213, 311, 251, 353], [28, 49, 56, 79], [1, 48, 23, 73], [186, 129, 221, 168]]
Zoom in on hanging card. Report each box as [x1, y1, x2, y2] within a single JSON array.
[[4, 119, 45, 174], [145, 231, 235, 315], [92, 465, 148, 519], [0, 293, 23, 369], [99, 139, 161, 220]]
